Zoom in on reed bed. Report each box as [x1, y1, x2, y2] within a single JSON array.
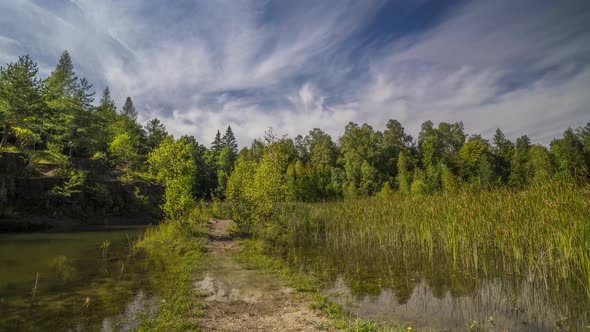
[[283, 181, 590, 296]]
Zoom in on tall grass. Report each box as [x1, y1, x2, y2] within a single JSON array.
[[282, 181, 590, 296]]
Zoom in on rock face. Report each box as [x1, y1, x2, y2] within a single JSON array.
[[0, 152, 165, 231], [0, 177, 162, 214], [0, 152, 28, 175], [0, 176, 164, 231]]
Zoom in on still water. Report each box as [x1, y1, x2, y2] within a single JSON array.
[[0, 226, 159, 331], [281, 243, 590, 331]]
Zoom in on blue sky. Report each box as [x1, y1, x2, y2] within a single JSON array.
[[1, 0, 589, 147]]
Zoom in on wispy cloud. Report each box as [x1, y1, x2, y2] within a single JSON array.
[[1, 0, 589, 146]]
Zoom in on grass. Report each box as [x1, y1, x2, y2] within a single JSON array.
[[133, 207, 209, 331], [233, 239, 411, 332]]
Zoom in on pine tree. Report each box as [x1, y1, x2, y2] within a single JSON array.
[[44, 51, 77, 100], [92, 87, 118, 152], [211, 130, 222, 151], [145, 117, 168, 150], [42, 50, 94, 156], [0, 54, 43, 148], [492, 128, 513, 183], [97, 87, 116, 116], [121, 97, 138, 121], [222, 125, 238, 154]]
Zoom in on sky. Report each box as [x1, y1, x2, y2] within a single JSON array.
[[1, 0, 589, 148]]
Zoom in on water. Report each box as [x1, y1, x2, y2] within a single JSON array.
[[0, 226, 160, 331], [279, 242, 590, 331]]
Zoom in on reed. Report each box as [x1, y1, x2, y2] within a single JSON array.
[[281, 181, 590, 296]]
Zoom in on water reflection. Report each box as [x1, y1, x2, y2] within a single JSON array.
[[0, 226, 161, 331], [280, 242, 589, 331]]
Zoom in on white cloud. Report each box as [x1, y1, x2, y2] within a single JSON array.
[[1, 0, 589, 147]]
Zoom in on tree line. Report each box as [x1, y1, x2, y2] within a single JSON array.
[[227, 120, 589, 203], [2, 52, 589, 214], [0, 52, 237, 200]]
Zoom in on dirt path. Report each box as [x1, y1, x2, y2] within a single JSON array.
[[194, 219, 331, 331]]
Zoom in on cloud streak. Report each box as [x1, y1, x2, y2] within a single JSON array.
[[1, 0, 589, 147]]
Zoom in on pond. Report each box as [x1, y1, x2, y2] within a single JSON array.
[[280, 242, 590, 331], [0, 226, 160, 331]]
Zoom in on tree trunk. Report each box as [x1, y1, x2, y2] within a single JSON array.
[[0, 123, 10, 149]]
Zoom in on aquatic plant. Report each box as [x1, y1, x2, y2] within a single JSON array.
[[100, 240, 110, 274]]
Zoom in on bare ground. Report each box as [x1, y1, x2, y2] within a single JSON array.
[[194, 218, 331, 331]]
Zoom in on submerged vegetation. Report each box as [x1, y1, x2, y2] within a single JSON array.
[[134, 207, 210, 331]]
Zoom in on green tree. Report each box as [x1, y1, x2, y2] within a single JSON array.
[[93, 87, 118, 152], [211, 130, 223, 151], [382, 119, 412, 181], [478, 154, 497, 189], [43, 51, 96, 157], [492, 128, 513, 183], [121, 96, 138, 121], [528, 145, 553, 182], [215, 146, 236, 197], [459, 135, 490, 179], [222, 126, 238, 155], [148, 137, 196, 220], [179, 135, 217, 199], [145, 117, 168, 150], [508, 135, 531, 186], [110, 96, 145, 169], [360, 159, 379, 196], [0, 55, 43, 148], [441, 164, 460, 194], [340, 122, 383, 196], [396, 151, 412, 194], [108, 132, 138, 170], [550, 128, 587, 179]]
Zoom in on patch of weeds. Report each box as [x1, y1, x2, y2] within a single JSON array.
[[133, 209, 209, 331]]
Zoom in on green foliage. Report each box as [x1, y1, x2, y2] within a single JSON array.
[[0, 54, 43, 148], [459, 135, 489, 179], [211, 130, 223, 151], [13, 126, 41, 149], [49, 168, 87, 198], [509, 135, 531, 187], [145, 117, 168, 151], [377, 181, 394, 198], [528, 144, 553, 181], [121, 96, 137, 121], [395, 152, 411, 194], [222, 125, 238, 155], [551, 128, 588, 179], [441, 164, 460, 194], [148, 137, 196, 220], [109, 132, 139, 170]]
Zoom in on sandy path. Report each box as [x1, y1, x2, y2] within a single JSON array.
[[194, 219, 331, 331]]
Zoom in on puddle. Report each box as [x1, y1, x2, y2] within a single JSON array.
[[194, 254, 289, 304]]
